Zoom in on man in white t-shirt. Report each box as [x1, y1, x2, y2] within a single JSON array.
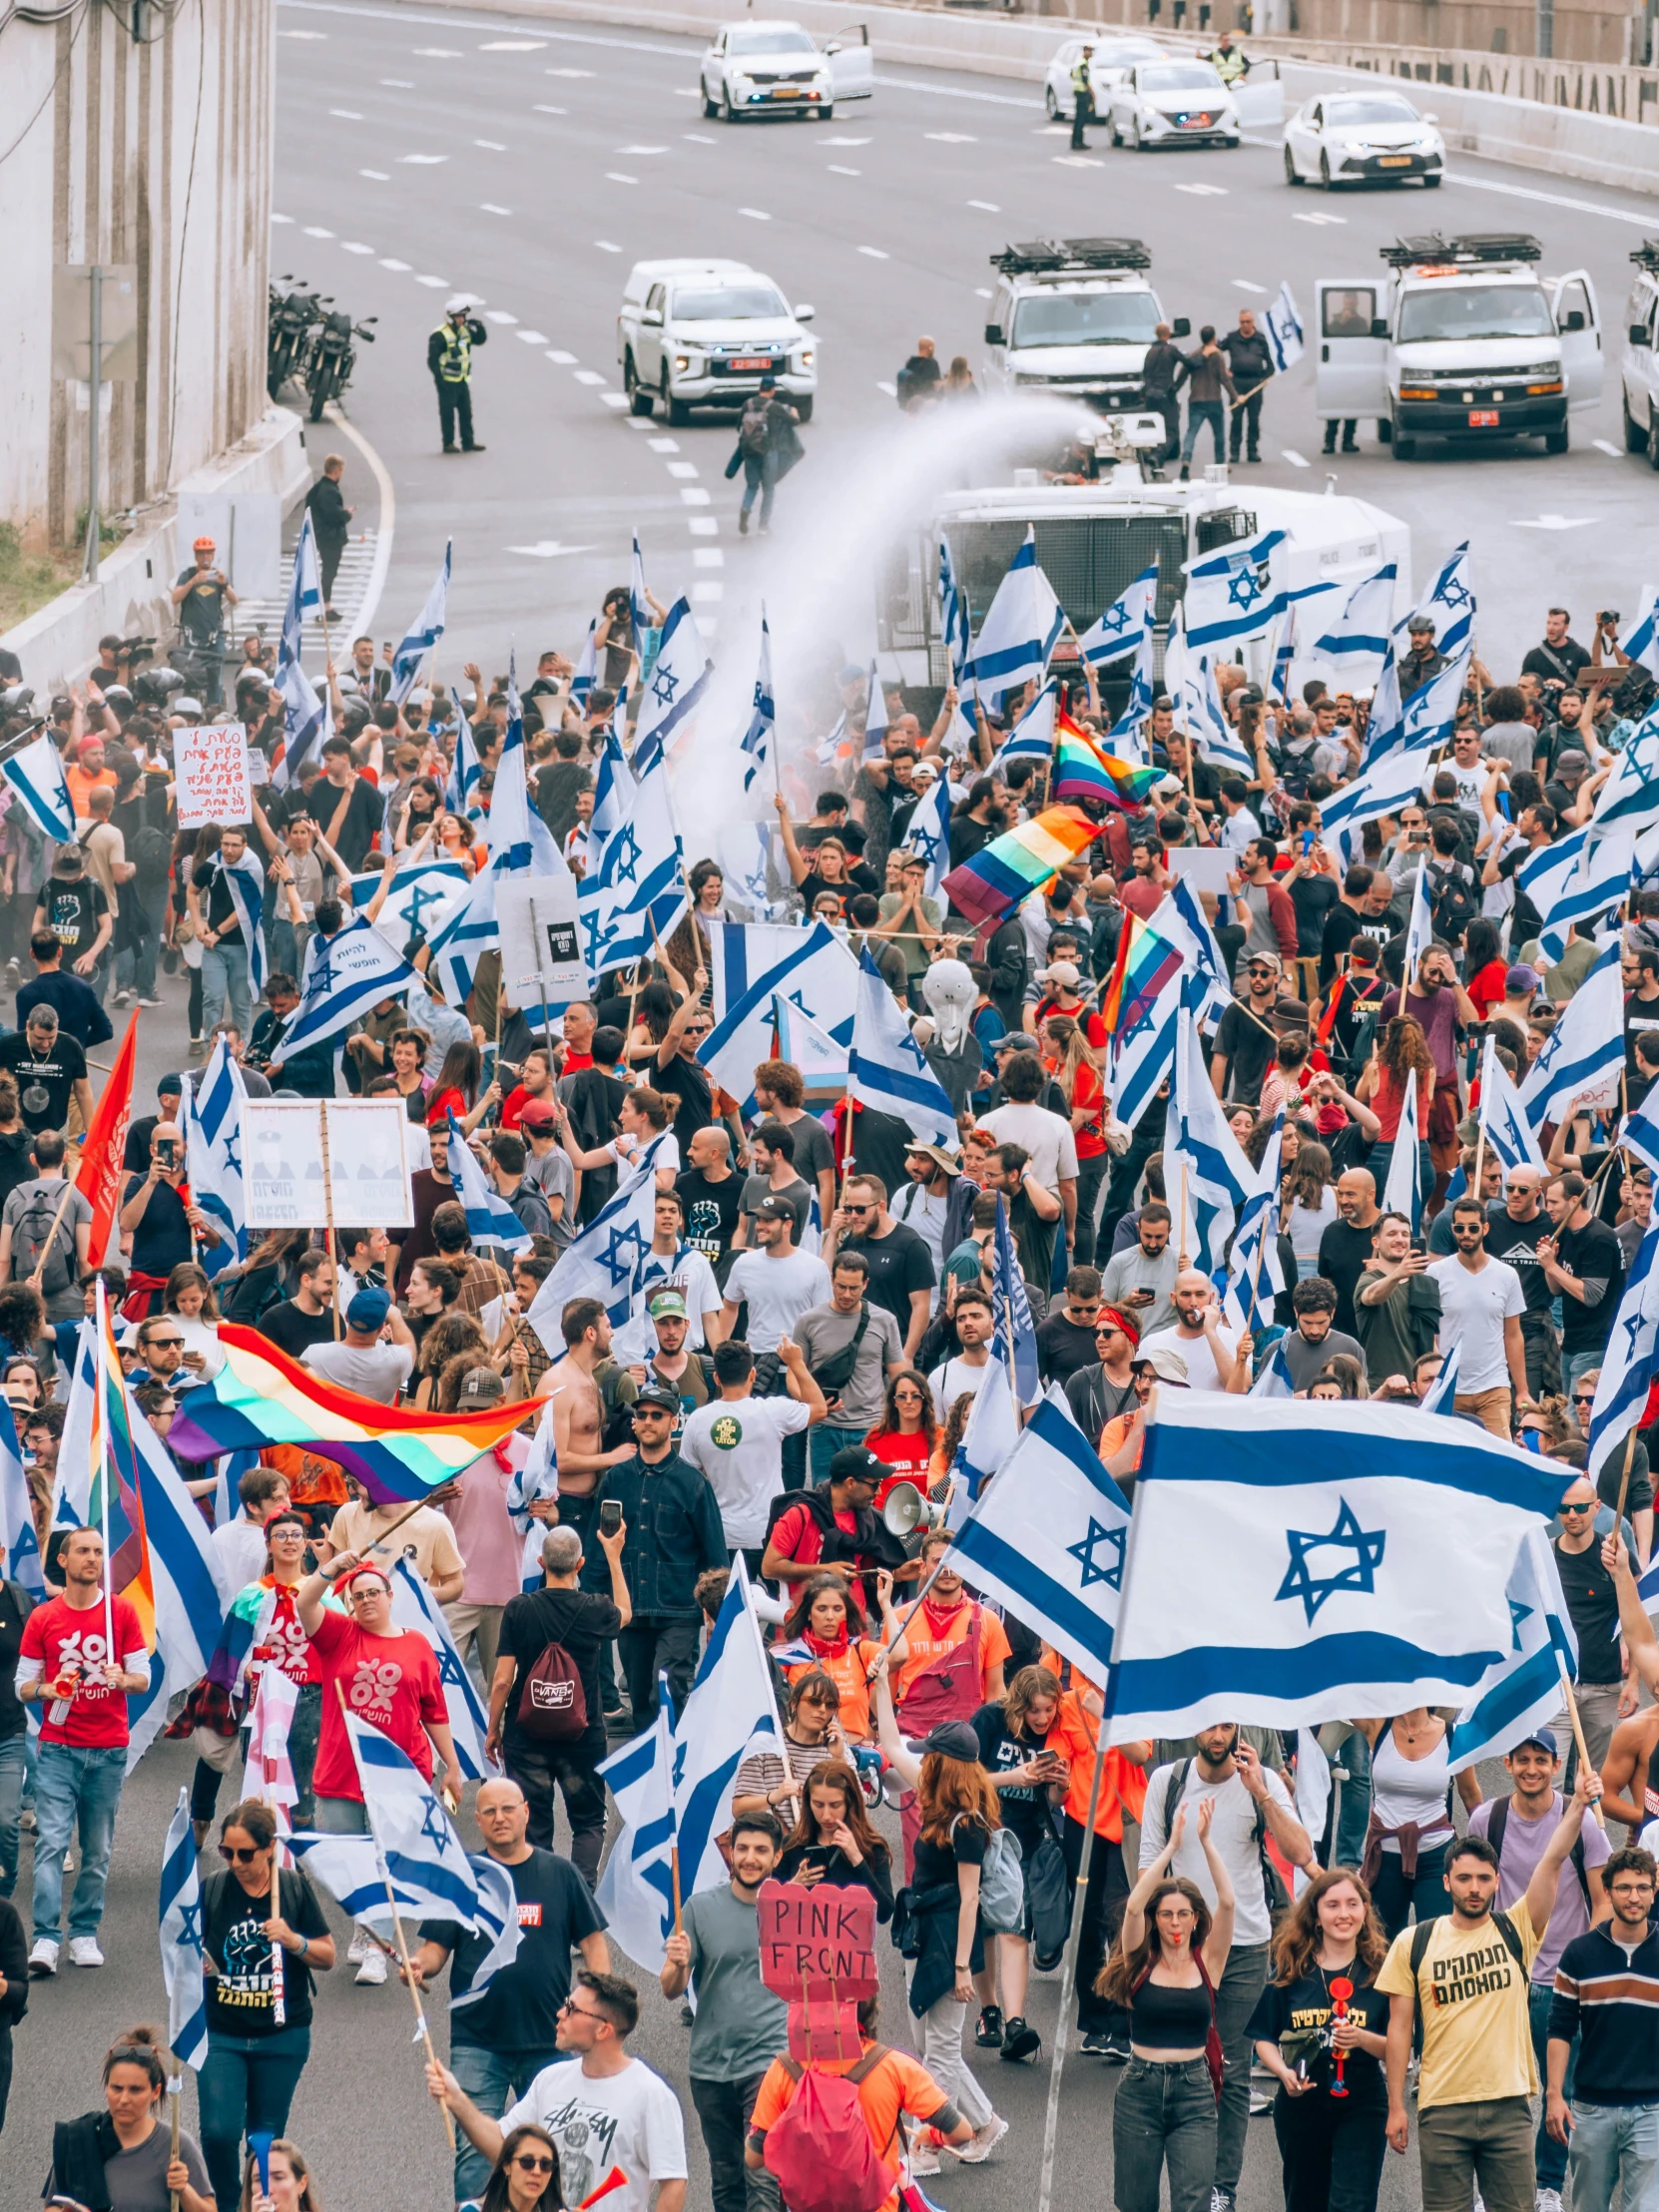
[[430, 1966, 688, 2212], [928, 1289, 997, 1414], [719, 1200, 831, 1354], [680, 1338, 826, 1567], [1136, 1269, 1242, 1394], [1427, 1198, 1532, 1438], [301, 1287, 416, 1403], [977, 1058, 1080, 1207]]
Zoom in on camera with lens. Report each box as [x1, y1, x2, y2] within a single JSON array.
[[1599, 610, 1620, 629], [0, 684, 36, 720], [133, 665, 185, 710]]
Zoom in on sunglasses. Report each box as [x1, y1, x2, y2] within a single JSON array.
[[1560, 1500, 1595, 1514], [843, 1202, 874, 1215], [513, 2155, 556, 2175], [1571, 1392, 1595, 1406], [147, 1337, 185, 1350], [219, 1843, 264, 1864]]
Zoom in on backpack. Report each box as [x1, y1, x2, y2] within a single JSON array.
[[1408, 1906, 1526, 2033], [1162, 1756, 1291, 1923], [1486, 1793, 1591, 1912], [739, 400, 771, 458], [130, 824, 172, 884], [1426, 859, 1478, 942], [763, 2045, 898, 2212], [514, 1635, 587, 1742], [9, 1183, 75, 1298], [954, 1812, 1026, 1935]]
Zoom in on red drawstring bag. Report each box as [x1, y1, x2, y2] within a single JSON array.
[[763, 2047, 896, 2212]]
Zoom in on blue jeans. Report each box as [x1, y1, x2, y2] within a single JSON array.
[[1369, 1841, 1451, 1942], [740, 451, 779, 525], [450, 2040, 564, 2204], [201, 939, 253, 1040], [810, 1422, 867, 1482], [32, 1740, 126, 1941], [0, 1734, 24, 1896], [1568, 2099, 1659, 2212], [1529, 1981, 1575, 2192], [1113, 2054, 1217, 2212], [1566, 1347, 1606, 1395], [199, 2024, 311, 2212], [1181, 400, 1225, 465]]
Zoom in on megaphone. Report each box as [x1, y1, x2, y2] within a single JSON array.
[[882, 1484, 948, 1539]]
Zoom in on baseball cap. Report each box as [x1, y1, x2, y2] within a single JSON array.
[[921, 1720, 981, 1763], [345, 1288, 391, 1333], [828, 1445, 885, 1489], [1040, 959, 1082, 989], [1506, 964, 1541, 995], [458, 1366, 505, 1407], [1244, 949, 1282, 975], [517, 1099, 557, 1130], [904, 1143, 960, 1176], [756, 1196, 798, 1222], [1134, 1347, 1191, 1385], [633, 1382, 680, 1413], [1515, 1727, 1559, 1758], [647, 1289, 689, 1320]]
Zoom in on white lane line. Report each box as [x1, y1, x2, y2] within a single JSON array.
[[1592, 438, 1625, 456], [594, 240, 622, 253], [682, 133, 716, 143], [876, 378, 897, 395], [545, 66, 595, 77], [1174, 183, 1227, 196], [828, 165, 861, 176], [666, 461, 700, 478], [967, 199, 1000, 211], [617, 144, 669, 154], [413, 46, 461, 55], [858, 246, 889, 260], [508, 540, 597, 556], [480, 36, 544, 47], [821, 136, 870, 145], [573, 369, 607, 385], [399, 152, 448, 164], [272, 213, 294, 224], [302, 225, 335, 237], [414, 275, 450, 287], [688, 517, 720, 536], [740, 207, 772, 221], [546, 349, 577, 363], [607, 173, 640, 185], [534, 104, 567, 115], [1232, 278, 1269, 293], [693, 548, 724, 567], [681, 487, 713, 505], [625, 417, 653, 429], [1512, 513, 1599, 529], [279, 26, 326, 34], [648, 437, 680, 451], [1053, 155, 1104, 168], [480, 203, 513, 215], [379, 77, 412, 86], [329, 108, 364, 118], [359, 169, 389, 179], [339, 241, 375, 254], [516, 328, 552, 342], [926, 132, 976, 143], [475, 138, 507, 150], [600, 392, 629, 408], [378, 257, 410, 270], [485, 309, 519, 324], [1283, 449, 1311, 468], [673, 86, 700, 96], [1294, 211, 1348, 225]]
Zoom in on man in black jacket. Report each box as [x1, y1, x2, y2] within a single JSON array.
[[1142, 321, 1188, 464], [1219, 307, 1274, 464], [302, 455, 352, 612]]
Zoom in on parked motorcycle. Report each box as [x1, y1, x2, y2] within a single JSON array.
[[267, 276, 326, 400], [303, 309, 376, 421]]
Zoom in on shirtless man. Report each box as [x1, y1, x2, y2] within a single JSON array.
[[1600, 1706, 1659, 1841], [532, 1295, 637, 1505]]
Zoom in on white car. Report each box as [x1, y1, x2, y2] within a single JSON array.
[[1620, 240, 1659, 466], [617, 259, 817, 425], [1042, 33, 1169, 121], [698, 19, 871, 123], [1283, 90, 1444, 189], [1107, 60, 1241, 149]]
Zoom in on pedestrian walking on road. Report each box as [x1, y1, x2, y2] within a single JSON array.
[[1220, 308, 1274, 465], [302, 455, 352, 612], [429, 298, 488, 454], [1178, 328, 1236, 478], [730, 377, 803, 538]]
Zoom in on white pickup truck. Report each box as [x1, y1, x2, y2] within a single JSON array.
[[617, 258, 817, 425], [1315, 231, 1602, 459]]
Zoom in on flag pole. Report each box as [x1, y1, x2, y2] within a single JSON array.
[[1036, 1677, 1115, 2212], [1554, 1656, 1607, 1830], [1615, 1429, 1639, 1542], [168, 2072, 182, 2212], [335, 1680, 457, 2148], [95, 1278, 115, 1664], [318, 1100, 341, 1342], [1178, 1158, 1190, 1272]]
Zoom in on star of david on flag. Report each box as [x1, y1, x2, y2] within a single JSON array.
[[1068, 1516, 1125, 1593], [1277, 1500, 1386, 1624]]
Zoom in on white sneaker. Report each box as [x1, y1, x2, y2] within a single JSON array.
[[955, 2116, 1008, 2165], [69, 1936, 104, 1967], [345, 1927, 369, 1963], [1536, 2193, 1563, 2212], [909, 2144, 942, 2177], [1249, 2087, 1273, 2115], [354, 1943, 387, 1985], [28, 1936, 59, 1977]]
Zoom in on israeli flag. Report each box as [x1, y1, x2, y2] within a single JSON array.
[[1263, 281, 1305, 373], [1107, 936, 1182, 1137], [699, 918, 858, 1117], [1080, 562, 1158, 670], [634, 598, 712, 758], [1107, 1390, 1573, 1738], [992, 676, 1058, 769], [1250, 1338, 1298, 1399], [673, 1556, 782, 1901], [1221, 1107, 1284, 1340], [489, 654, 563, 877], [389, 539, 452, 707], [1314, 563, 1396, 669], [0, 1396, 43, 1597], [1399, 851, 1433, 988], [1108, 626, 1158, 761], [445, 1111, 533, 1259], [351, 856, 471, 952], [1420, 1338, 1461, 1415], [1475, 1034, 1545, 1176], [181, 1036, 249, 1279], [1591, 704, 1659, 835], [945, 1354, 1020, 1531], [1169, 995, 1254, 1274], [1447, 1528, 1578, 1774], [446, 699, 482, 816], [569, 619, 598, 712], [1536, 829, 1634, 965], [740, 605, 776, 796], [899, 772, 952, 901], [1411, 542, 1476, 660], [1271, 606, 1298, 704], [578, 728, 688, 985], [1382, 1052, 1425, 1239], [1322, 739, 1434, 865], [1359, 646, 1404, 768], [278, 913, 420, 1056], [388, 1556, 498, 1781], [216, 852, 270, 1001], [1517, 829, 1591, 941], [426, 861, 501, 1011], [273, 515, 325, 792], [938, 539, 978, 756], [524, 1137, 667, 1341], [1, 733, 76, 844], [343, 1706, 485, 1923], [160, 1787, 209, 2070], [1518, 942, 1625, 1133], [858, 656, 889, 767], [1624, 1100, 1659, 1183], [1166, 610, 1253, 778], [448, 1855, 524, 2017], [971, 526, 1064, 704], [1586, 1220, 1659, 1472], [1400, 647, 1470, 757], [1151, 878, 1231, 1031], [597, 1685, 678, 1971], [846, 947, 957, 1147], [951, 1396, 1129, 1679], [1621, 602, 1659, 685], [1184, 527, 1331, 653], [574, 727, 636, 960], [992, 1191, 1039, 1405]]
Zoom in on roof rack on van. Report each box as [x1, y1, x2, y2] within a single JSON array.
[[1631, 241, 1659, 276], [990, 238, 1152, 276], [1378, 233, 1542, 268]]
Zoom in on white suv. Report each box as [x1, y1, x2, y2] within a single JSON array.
[[699, 19, 872, 122], [617, 259, 818, 425], [1621, 240, 1659, 467]]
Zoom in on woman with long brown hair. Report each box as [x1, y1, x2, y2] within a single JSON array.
[[968, 1663, 1071, 2066], [778, 1757, 895, 1921], [1355, 1014, 1434, 1213], [775, 1573, 881, 1743], [873, 1654, 1007, 2169], [462, 2123, 566, 2212], [1248, 1869, 1390, 2212], [731, 1668, 847, 1827], [863, 1369, 938, 1501], [1098, 1799, 1235, 2212], [241, 2136, 323, 2212]]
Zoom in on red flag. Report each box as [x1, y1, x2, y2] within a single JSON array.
[[75, 1013, 138, 1266]]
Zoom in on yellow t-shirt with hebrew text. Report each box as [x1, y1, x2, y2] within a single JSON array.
[[1375, 1896, 1541, 2109]]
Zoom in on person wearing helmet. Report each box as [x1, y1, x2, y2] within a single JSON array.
[[170, 538, 237, 708], [1070, 42, 1096, 150], [427, 297, 488, 454]]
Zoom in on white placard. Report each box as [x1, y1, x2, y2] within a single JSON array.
[[1167, 845, 1236, 896], [242, 1098, 413, 1230], [496, 874, 586, 1011], [175, 723, 253, 830]]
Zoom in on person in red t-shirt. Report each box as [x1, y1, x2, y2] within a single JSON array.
[[865, 1371, 937, 1509], [558, 1000, 597, 1076], [17, 1526, 151, 1972], [760, 1447, 887, 1588], [498, 1042, 555, 1132]]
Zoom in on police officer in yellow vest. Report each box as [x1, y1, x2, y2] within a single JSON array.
[[426, 297, 488, 454], [1209, 29, 1250, 82], [1070, 44, 1095, 150]]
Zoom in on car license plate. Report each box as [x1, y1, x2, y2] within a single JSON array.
[[1379, 154, 1411, 166], [772, 85, 803, 97], [1468, 408, 1499, 426], [1182, 113, 1212, 126], [731, 355, 773, 370]]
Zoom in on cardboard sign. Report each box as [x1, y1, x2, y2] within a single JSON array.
[[243, 1098, 413, 1229], [496, 873, 586, 1012], [176, 722, 253, 830], [1167, 844, 1235, 896], [757, 1880, 878, 2000]]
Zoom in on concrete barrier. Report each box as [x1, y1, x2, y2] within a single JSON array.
[[2, 406, 310, 696]]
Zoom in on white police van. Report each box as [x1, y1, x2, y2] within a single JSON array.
[[982, 238, 1188, 415], [1315, 232, 1601, 458]]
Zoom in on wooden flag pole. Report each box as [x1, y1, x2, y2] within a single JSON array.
[[27, 1173, 85, 1293], [168, 2073, 183, 2212], [1555, 1656, 1608, 1830], [1615, 1427, 1639, 1535], [671, 1843, 684, 1937], [1178, 1158, 1190, 1272], [318, 1100, 341, 1341]]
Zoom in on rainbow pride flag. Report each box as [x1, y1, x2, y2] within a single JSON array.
[[941, 806, 1101, 928], [1051, 722, 1161, 812], [167, 1325, 539, 1504], [89, 1294, 157, 1652], [1102, 912, 1185, 1049]]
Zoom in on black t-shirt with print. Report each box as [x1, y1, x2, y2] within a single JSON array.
[[421, 1846, 608, 2054], [971, 1700, 1059, 1857], [36, 877, 107, 961], [1246, 1968, 1388, 2105], [676, 1167, 746, 1277], [203, 1867, 330, 2034], [0, 1030, 86, 1133]]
